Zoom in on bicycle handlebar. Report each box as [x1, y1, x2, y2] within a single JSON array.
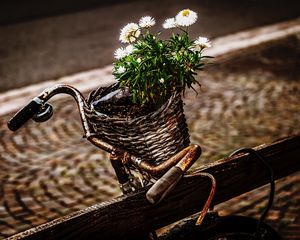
[[7, 97, 43, 131], [7, 84, 114, 153], [146, 166, 183, 204]]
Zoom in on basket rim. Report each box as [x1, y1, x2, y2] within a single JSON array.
[[88, 90, 182, 122]]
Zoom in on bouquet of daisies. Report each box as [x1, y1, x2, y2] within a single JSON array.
[[113, 9, 211, 107]]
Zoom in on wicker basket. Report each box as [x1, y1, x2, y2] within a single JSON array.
[[85, 85, 190, 164]]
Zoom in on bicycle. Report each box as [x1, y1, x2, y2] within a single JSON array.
[[7, 83, 282, 239]]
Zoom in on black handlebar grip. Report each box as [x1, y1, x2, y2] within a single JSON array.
[[7, 97, 43, 131], [146, 166, 184, 204]]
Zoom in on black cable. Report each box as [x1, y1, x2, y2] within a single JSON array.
[[229, 147, 275, 237]]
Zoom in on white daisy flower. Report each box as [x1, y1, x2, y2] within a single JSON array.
[[119, 23, 141, 43], [139, 16, 156, 28], [116, 66, 126, 74], [175, 9, 198, 27], [114, 47, 127, 59], [163, 18, 178, 29], [159, 78, 164, 83], [137, 58, 141, 63], [125, 45, 134, 54], [192, 37, 211, 51]]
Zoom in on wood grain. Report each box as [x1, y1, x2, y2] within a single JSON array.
[[10, 135, 300, 240]]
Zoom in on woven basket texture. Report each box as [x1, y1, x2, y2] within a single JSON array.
[[85, 86, 190, 164]]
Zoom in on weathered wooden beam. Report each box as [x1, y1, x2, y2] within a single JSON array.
[[10, 135, 300, 240]]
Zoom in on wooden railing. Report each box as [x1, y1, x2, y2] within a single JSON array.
[[10, 135, 300, 240]]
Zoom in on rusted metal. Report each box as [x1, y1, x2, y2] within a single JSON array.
[[110, 150, 133, 193], [110, 151, 129, 184], [136, 145, 201, 176], [145, 144, 202, 204], [32, 84, 201, 197], [190, 172, 216, 225], [35, 84, 201, 199], [87, 135, 114, 153], [35, 84, 117, 153], [8, 83, 204, 204], [37, 84, 93, 137], [176, 144, 201, 172]]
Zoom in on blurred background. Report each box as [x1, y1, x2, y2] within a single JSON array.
[[0, 0, 300, 91], [0, 0, 299, 239]]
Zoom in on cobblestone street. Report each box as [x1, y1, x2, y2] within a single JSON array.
[[0, 99, 122, 238], [0, 58, 299, 238]]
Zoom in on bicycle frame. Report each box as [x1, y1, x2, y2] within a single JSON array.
[[8, 84, 204, 204], [6, 83, 283, 239], [6, 83, 221, 239]]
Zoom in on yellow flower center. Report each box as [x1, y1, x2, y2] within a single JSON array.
[[182, 9, 190, 17]]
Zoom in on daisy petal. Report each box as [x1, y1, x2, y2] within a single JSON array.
[[194, 36, 211, 50], [114, 47, 127, 59], [163, 18, 178, 29], [175, 9, 198, 27], [116, 66, 126, 74], [119, 23, 141, 43], [139, 16, 156, 28]]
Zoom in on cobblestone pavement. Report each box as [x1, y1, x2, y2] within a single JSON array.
[[215, 172, 299, 239], [0, 100, 122, 238], [0, 55, 299, 238]]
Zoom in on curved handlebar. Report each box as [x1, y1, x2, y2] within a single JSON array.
[[36, 84, 93, 137], [7, 84, 91, 134], [7, 83, 114, 153], [7, 97, 43, 131]]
